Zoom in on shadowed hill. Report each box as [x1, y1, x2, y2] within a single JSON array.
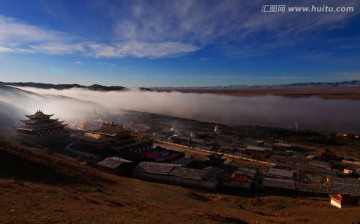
[[0, 140, 250, 223], [0, 81, 152, 92], [0, 140, 116, 186], [0, 149, 78, 185], [1, 81, 128, 91], [0, 140, 359, 223]]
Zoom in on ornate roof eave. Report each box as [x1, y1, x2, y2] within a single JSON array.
[[25, 115, 54, 118], [99, 132, 117, 137], [25, 110, 54, 119], [54, 123, 67, 127], [16, 126, 35, 131]]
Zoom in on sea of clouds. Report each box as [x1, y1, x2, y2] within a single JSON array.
[[1, 86, 360, 132]]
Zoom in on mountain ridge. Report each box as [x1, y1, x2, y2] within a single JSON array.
[[152, 80, 360, 89], [0, 81, 152, 92], [1, 80, 360, 91]]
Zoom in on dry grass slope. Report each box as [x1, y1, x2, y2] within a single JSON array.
[[0, 140, 359, 224]]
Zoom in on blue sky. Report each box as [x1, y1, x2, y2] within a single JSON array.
[[0, 0, 360, 87]]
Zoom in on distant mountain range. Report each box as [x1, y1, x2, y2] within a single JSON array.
[[0, 82, 152, 91], [0, 80, 359, 91], [153, 80, 360, 89], [268, 80, 360, 88]]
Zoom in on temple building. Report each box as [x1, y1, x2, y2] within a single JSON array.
[[17, 110, 68, 145], [77, 121, 153, 152]]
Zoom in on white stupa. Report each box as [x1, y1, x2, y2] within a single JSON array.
[[190, 132, 196, 138], [213, 124, 221, 135]]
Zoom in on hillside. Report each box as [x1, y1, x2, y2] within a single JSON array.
[[0, 140, 359, 224]]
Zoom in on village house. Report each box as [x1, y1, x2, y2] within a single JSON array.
[[266, 168, 295, 179], [97, 157, 134, 176], [319, 149, 341, 161], [272, 142, 293, 151], [133, 162, 223, 191], [262, 178, 296, 190], [329, 194, 359, 209], [222, 167, 258, 189], [308, 160, 331, 170], [171, 157, 194, 167], [245, 145, 272, 159]]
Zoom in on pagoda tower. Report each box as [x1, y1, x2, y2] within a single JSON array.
[[76, 107, 104, 131], [17, 110, 68, 144]]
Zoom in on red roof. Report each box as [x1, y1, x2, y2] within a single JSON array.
[[143, 151, 179, 161], [320, 150, 337, 157], [230, 173, 252, 183], [329, 194, 342, 201]]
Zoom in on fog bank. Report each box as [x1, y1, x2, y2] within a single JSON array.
[[3, 86, 357, 132], [0, 86, 106, 129]]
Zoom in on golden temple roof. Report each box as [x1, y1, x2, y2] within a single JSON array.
[[98, 122, 128, 137], [84, 132, 104, 140], [78, 132, 111, 143], [25, 110, 54, 119], [17, 126, 36, 131]]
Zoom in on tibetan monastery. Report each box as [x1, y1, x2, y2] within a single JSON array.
[[17, 110, 68, 144], [77, 121, 153, 151]]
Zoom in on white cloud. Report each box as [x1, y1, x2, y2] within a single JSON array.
[[0, 16, 76, 57], [0, 15, 199, 58], [0, 15, 81, 55], [75, 61, 83, 65], [0, 46, 14, 53], [28, 43, 84, 55], [111, 0, 360, 56], [1, 0, 360, 59], [0, 46, 33, 54], [85, 41, 198, 58]]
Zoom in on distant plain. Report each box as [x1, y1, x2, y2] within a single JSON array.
[[158, 87, 360, 99]]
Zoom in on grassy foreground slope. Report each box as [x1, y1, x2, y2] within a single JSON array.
[[0, 140, 359, 224]]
